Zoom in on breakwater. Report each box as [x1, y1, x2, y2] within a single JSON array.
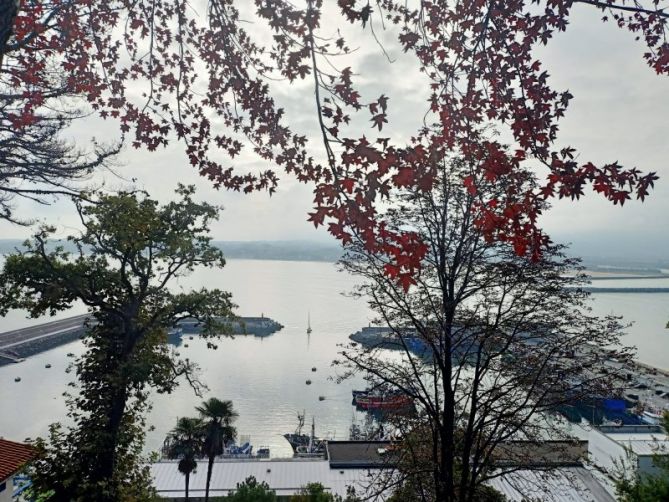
[[0, 315, 89, 366], [0, 314, 283, 366], [583, 287, 669, 293]]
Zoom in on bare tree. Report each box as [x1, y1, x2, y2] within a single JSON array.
[[336, 160, 633, 502], [1, 0, 118, 224]]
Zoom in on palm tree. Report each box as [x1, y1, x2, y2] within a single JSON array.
[[168, 417, 204, 502], [197, 398, 238, 502]]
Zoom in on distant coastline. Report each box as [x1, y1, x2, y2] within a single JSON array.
[[0, 239, 344, 263], [1, 238, 667, 272]]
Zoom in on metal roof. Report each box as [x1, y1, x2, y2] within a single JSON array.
[[485, 467, 615, 502], [603, 432, 669, 456], [326, 441, 395, 469], [151, 459, 388, 499]]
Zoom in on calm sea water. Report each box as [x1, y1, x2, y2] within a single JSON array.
[[0, 260, 668, 456]]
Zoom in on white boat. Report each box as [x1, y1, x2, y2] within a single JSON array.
[[641, 409, 664, 425]]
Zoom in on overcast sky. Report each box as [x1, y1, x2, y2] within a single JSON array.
[[1, 4, 668, 261]]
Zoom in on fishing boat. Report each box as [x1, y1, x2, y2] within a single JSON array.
[[307, 312, 312, 334], [14, 377, 21, 382], [283, 412, 325, 456], [45, 364, 51, 369]]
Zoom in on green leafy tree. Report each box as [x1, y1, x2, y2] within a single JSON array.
[[223, 476, 277, 501], [290, 483, 361, 502], [168, 417, 205, 502], [0, 185, 235, 501], [198, 398, 239, 502]]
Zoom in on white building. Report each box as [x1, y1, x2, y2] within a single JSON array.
[[152, 441, 393, 500], [0, 439, 35, 502], [486, 467, 615, 502], [150, 458, 386, 500], [588, 425, 669, 478]]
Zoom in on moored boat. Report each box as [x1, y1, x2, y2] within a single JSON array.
[[355, 393, 413, 411], [282, 413, 325, 456]]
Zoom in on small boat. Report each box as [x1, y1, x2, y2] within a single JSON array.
[[306, 379, 312, 385], [307, 312, 312, 334], [66, 352, 74, 357], [352, 389, 412, 411], [45, 364, 52, 369], [311, 367, 317, 372], [641, 408, 665, 425], [184, 344, 189, 348], [355, 394, 412, 411], [189, 336, 194, 340], [318, 396, 325, 401], [14, 377, 21, 382]]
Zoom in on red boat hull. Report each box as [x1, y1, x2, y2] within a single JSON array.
[[355, 395, 412, 410]]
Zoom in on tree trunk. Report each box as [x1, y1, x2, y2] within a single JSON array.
[[185, 471, 190, 502], [0, 0, 19, 67], [88, 330, 136, 501], [89, 383, 129, 502], [205, 454, 214, 502]]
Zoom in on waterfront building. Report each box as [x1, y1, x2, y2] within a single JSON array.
[[151, 439, 615, 501], [588, 425, 669, 478], [0, 439, 35, 502]]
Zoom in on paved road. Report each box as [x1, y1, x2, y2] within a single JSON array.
[[0, 314, 89, 351]]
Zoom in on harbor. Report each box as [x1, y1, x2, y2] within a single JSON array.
[[1, 260, 668, 500], [350, 324, 669, 428]]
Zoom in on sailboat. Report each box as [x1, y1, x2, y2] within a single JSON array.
[[307, 312, 312, 334]]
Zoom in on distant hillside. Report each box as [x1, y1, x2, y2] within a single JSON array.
[[0, 239, 343, 263]]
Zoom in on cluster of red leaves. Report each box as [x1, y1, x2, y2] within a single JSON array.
[[6, 0, 667, 290]]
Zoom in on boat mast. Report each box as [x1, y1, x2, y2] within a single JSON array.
[[309, 416, 315, 452]]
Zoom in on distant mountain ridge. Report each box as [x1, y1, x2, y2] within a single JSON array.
[[1, 238, 666, 270]]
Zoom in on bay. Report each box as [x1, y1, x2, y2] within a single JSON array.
[[1, 259, 668, 458]]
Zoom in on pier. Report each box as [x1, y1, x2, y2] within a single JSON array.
[[0, 314, 283, 366], [0, 314, 89, 365]]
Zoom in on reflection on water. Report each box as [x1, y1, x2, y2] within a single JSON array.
[[1, 260, 668, 457], [0, 260, 372, 457]]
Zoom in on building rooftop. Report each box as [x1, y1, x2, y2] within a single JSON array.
[[151, 459, 388, 499], [326, 441, 396, 469], [486, 467, 615, 502], [0, 438, 35, 482], [598, 427, 669, 456]]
